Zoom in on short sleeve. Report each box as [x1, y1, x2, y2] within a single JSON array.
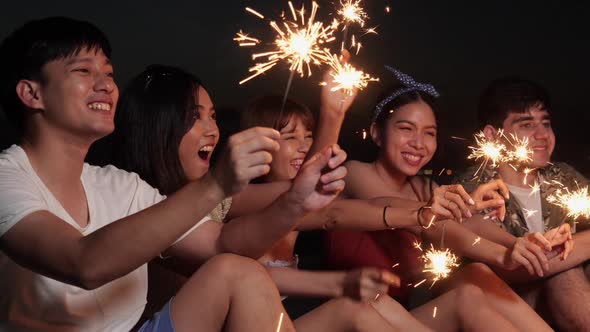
[[0, 166, 48, 237]]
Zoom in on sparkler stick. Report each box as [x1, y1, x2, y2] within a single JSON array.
[[275, 70, 296, 129]]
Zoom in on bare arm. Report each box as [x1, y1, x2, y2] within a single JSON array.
[[297, 197, 424, 233], [227, 181, 290, 218], [267, 266, 399, 301], [462, 217, 517, 248], [0, 175, 225, 290], [0, 127, 281, 289]]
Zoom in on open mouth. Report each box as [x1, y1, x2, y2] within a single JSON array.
[[198, 145, 214, 161], [401, 152, 423, 166], [88, 102, 112, 111], [290, 158, 304, 170]]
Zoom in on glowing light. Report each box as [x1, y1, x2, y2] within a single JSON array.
[[472, 236, 481, 246], [547, 186, 590, 220], [276, 312, 284, 332], [322, 52, 379, 95], [504, 134, 533, 164], [433, 306, 438, 318], [245, 7, 265, 19], [391, 263, 400, 268], [337, 0, 368, 27], [422, 245, 460, 286], [468, 131, 505, 167], [385, 6, 391, 13], [236, 1, 337, 84], [523, 208, 537, 218]]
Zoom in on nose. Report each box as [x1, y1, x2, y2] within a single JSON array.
[[299, 136, 311, 154], [203, 118, 219, 138], [533, 123, 550, 140], [94, 73, 116, 94], [409, 133, 424, 149]]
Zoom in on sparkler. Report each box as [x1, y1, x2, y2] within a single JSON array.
[[467, 129, 533, 180], [421, 244, 460, 287], [547, 186, 590, 220], [322, 52, 378, 96], [276, 312, 284, 332], [235, 1, 337, 85]]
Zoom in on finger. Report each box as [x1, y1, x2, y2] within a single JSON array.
[[229, 126, 280, 144], [319, 179, 345, 193], [532, 232, 552, 251], [513, 251, 535, 275], [239, 164, 271, 182], [451, 184, 475, 206], [446, 192, 472, 218], [493, 179, 510, 199], [431, 204, 453, 220], [301, 146, 332, 173], [320, 165, 347, 184], [444, 200, 463, 221], [328, 144, 347, 169], [564, 240, 574, 260], [235, 136, 280, 157], [473, 198, 505, 211], [520, 246, 545, 277], [524, 241, 549, 271], [239, 151, 273, 168]]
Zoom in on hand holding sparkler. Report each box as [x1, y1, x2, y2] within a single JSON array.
[[421, 184, 475, 224], [543, 224, 574, 260], [469, 179, 509, 221], [319, 50, 358, 114], [503, 236, 551, 277], [341, 267, 400, 302]]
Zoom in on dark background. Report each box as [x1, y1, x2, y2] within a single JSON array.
[[1, 0, 589, 177]]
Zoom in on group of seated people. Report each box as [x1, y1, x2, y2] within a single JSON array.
[[0, 17, 588, 332]]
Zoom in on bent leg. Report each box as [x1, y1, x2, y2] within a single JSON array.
[[544, 265, 590, 331], [450, 263, 552, 332], [294, 297, 400, 332], [171, 253, 294, 332], [411, 283, 518, 332]]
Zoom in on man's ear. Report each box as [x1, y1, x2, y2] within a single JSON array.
[[16, 79, 44, 110], [483, 125, 498, 140], [370, 122, 382, 147]]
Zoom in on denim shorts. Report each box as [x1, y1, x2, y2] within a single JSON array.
[[138, 298, 176, 332]]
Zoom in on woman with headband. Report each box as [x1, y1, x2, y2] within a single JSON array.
[[323, 66, 555, 331]]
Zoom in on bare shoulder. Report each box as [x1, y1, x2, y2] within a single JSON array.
[[344, 160, 373, 175]]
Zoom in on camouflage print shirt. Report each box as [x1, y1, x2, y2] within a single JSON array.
[[208, 197, 233, 223], [454, 162, 588, 237]]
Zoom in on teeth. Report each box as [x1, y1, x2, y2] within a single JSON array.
[[291, 159, 303, 166], [88, 102, 111, 111], [199, 145, 213, 152], [402, 153, 420, 162]]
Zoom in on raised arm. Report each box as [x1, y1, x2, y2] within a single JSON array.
[[306, 52, 357, 158]]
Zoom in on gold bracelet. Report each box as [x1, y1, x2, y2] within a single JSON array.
[[417, 205, 432, 229], [382, 205, 395, 230]]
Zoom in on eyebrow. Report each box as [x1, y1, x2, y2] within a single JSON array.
[[395, 120, 437, 129], [511, 114, 551, 124], [65, 57, 112, 66]]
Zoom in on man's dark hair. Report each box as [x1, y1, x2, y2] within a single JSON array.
[[477, 77, 551, 129], [0, 17, 111, 136]]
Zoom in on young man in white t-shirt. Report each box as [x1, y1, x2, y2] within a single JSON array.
[[0, 17, 349, 332], [455, 77, 590, 330]]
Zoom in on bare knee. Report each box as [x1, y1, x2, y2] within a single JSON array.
[[455, 284, 487, 317], [327, 298, 379, 331], [189, 253, 269, 287]]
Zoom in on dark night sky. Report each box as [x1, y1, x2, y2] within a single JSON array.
[[1, 0, 589, 177]]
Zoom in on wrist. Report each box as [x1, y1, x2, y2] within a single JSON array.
[[198, 173, 226, 202], [277, 190, 308, 219]]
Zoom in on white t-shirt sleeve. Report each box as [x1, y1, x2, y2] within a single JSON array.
[[0, 166, 48, 237]]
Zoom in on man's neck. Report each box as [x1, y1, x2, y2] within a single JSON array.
[[21, 127, 94, 188], [497, 164, 538, 188]]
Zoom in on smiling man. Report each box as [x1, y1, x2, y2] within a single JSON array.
[[456, 77, 590, 330]]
